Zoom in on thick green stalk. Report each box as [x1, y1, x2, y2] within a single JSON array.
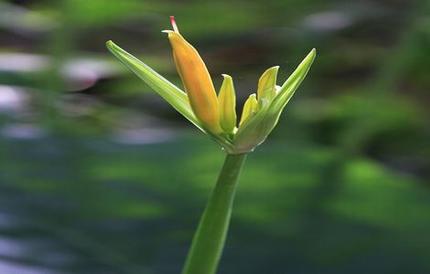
[[182, 153, 248, 274]]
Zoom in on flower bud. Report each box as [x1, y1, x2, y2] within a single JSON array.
[[257, 66, 279, 105], [232, 49, 316, 153], [164, 17, 222, 134], [218, 74, 237, 134], [239, 93, 258, 126]]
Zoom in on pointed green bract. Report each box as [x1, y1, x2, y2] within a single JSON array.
[[257, 66, 279, 105], [106, 40, 204, 131], [218, 74, 237, 134], [272, 49, 316, 110], [239, 93, 258, 126]]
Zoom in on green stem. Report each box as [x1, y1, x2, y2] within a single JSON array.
[[182, 153, 248, 274]]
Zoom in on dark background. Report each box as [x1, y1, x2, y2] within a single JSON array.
[[0, 0, 429, 273]]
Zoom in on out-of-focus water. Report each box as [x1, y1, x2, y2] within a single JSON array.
[[1, 132, 430, 274]]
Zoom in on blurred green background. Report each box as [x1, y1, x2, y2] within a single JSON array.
[[1, 0, 429, 273]]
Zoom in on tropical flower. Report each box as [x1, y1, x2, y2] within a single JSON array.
[[106, 16, 316, 154]]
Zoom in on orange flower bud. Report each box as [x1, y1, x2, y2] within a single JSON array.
[[164, 17, 222, 134]]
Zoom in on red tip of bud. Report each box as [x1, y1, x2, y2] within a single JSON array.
[[170, 16, 179, 33]]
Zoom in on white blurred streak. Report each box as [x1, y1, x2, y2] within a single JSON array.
[[0, 2, 56, 34], [112, 128, 175, 145], [61, 59, 120, 91], [0, 237, 28, 258], [0, 236, 63, 274], [0, 260, 60, 274], [0, 85, 28, 113], [302, 11, 351, 32], [0, 52, 119, 91], [0, 259, 60, 274], [0, 53, 49, 73], [1, 124, 45, 140]]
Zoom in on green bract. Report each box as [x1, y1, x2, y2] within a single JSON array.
[[106, 40, 316, 154]]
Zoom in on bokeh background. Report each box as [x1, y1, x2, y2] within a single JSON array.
[[1, 0, 429, 273]]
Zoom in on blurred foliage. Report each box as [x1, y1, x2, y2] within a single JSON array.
[[0, 0, 429, 273]]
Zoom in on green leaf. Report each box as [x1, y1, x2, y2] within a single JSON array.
[[106, 40, 204, 132]]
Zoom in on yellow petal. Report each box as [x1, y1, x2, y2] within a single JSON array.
[[165, 27, 221, 134], [218, 74, 237, 134], [239, 93, 258, 126]]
